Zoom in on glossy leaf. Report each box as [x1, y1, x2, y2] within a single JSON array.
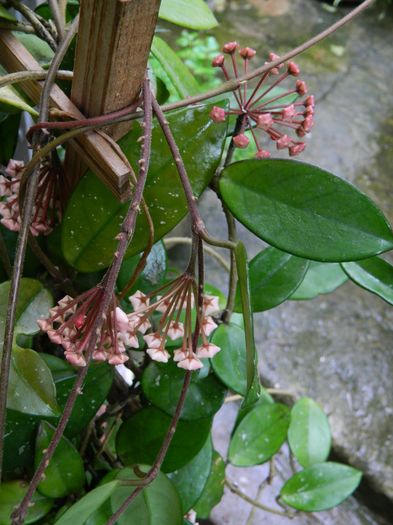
[[0, 86, 38, 117], [342, 257, 393, 305], [211, 323, 247, 396], [116, 406, 212, 473], [291, 262, 348, 300], [142, 360, 226, 420], [0, 6, 16, 20], [111, 467, 183, 525], [193, 451, 225, 519], [288, 398, 331, 468], [55, 481, 120, 525], [280, 462, 362, 511], [229, 403, 290, 466], [159, 0, 218, 29], [41, 354, 113, 436], [7, 346, 59, 417], [35, 421, 85, 498], [234, 247, 309, 312], [61, 103, 227, 272], [0, 481, 52, 525], [219, 160, 393, 262], [15, 34, 53, 65], [0, 278, 53, 346], [151, 37, 199, 97], [168, 437, 213, 513]]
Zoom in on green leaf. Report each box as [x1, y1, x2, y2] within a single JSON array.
[[142, 360, 226, 420], [0, 113, 21, 164], [61, 103, 227, 272], [0, 84, 38, 117], [193, 451, 225, 519], [0, 278, 53, 347], [35, 421, 85, 498], [110, 468, 183, 525], [211, 323, 247, 396], [280, 462, 362, 511], [3, 411, 40, 477], [14, 34, 53, 65], [288, 398, 331, 468], [7, 346, 59, 417], [159, 0, 218, 29], [116, 406, 212, 473], [168, 437, 213, 513], [151, 37, 199, 98], [41, 354, 113, 436], [0, 6, 16, 21], [219, 160, 393, 262], [55, 481, 120, 525], [229, 403, 290, 466], [234, 247, 309, 312], [0, 481, 52, 525], [342, 257, 393, 305], [290, 262, 348, 300]]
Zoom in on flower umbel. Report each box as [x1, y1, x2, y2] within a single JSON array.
[[0, 155, 66, 236], [210, 43, 315, 158]]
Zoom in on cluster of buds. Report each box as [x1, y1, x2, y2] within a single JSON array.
[[209, 42, 315, 158], [37, 274, 221, 370], [0, 156, 64, 236]]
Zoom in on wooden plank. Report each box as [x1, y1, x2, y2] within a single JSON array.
[[0, 30, 133, 201], [65, 0, 161, 187]]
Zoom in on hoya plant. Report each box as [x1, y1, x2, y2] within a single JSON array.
[[0, 0, 390, 524]]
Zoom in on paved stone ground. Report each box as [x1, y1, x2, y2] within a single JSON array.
[[171, 0, 393, 522]]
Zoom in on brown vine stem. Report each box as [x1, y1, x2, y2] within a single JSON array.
[[12, 76, 153, 525], [27, 0, 374, 136], [0, 17, 79, 484], [0, 70, 73, 89], [49, 0, 65, 40]]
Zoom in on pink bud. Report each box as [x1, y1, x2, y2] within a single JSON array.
[[287, 62, 300, 76], [276, 135, 291, 150], [255, 149, 271, 159], [296, 80, 308, 95], [233, 134, 250, 149], [212, 54, 225, 67], [223, 41, 239, 54], [268, 52, 281, 62], [239, 47, 256, 59], [281, 105, 297, 120], [305, 95, 315, 107], [289, 143, 306, 156], [256, 113, 273, 130], [302, 116, 314, 133], [296, 128, 306, 138], [210, 106, 226, 123], [74, 314, 86, 330]]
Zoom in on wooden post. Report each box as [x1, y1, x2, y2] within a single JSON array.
[[65, 0, 161, 190]]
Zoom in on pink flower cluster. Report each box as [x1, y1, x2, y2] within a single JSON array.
[[37, 275, 221, 370], [0, 157, 63, 236], [209, 42, 315, 158]]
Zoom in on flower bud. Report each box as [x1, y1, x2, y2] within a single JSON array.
[[296, 80, 308, 95], [233, 133, 250, 149], [212, 54, 225, 67], [239, 47, 256, 59], [287, 62, 300, 76], [223, 41, 239, 54], [210, 106, 226, 123]]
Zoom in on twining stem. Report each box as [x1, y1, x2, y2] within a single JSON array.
[[0, 70, 73, 89], [49, 0, 65, 40], [0, 17, 79, 483], [11, 77, 154, 525], [225, 478, 295, 518], [0, 21, 35, 33]]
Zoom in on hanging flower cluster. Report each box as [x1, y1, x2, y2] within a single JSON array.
[[0, 156, 64, 236], [128, 273, 221, 370], [209, 42, 315, 158], [37, 274, 221, 370]]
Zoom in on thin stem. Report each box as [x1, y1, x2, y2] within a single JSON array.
[[6, 0, 58, 50], [11, 77, 154, 524], [163, 237, 230, 272], [0, 70, 73, 89], [0, 20, 35, 33], [0, 18, 79, 484], [106, 371, 192, 525], [225, 478, 295, 518], [49, 0, 65, 40]]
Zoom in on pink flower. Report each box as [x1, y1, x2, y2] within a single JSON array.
[[177, 353, 203, 370], [201, 316, 218, 337], [196, 342, 221, 359], [143, 332, 164, 348], [210, 106, 226, 123], [203, 295, 220, 316], [233, 134, 250, 149], [147, 347, 170, 363], [173, 349, 188, 362], [167, 321, 184, 340], [129, 290, 150, 311]]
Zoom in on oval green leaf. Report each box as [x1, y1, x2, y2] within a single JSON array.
[[288, 397, 331, 468], [211, 323, 247, 396], [234, 247, 309, 312], [159, 0, 218, 29], [219, 160, 393, 262], [280, 462, 362, 511], [142, 360, 226, 420], [290, 261, 348, 300], [61, 103, 227, 272], [55, 481, 120, 525], [0, 481, 52, 525], [193, 451, 225, 519], [35, 421, 85, 498], [168, 437, 213, 513], [229, 403, 290, 466], [0, 84, 38, 117], [342, 256, 393, 305], [111, 467, 182, 525], [116, 406, 212, 473]]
